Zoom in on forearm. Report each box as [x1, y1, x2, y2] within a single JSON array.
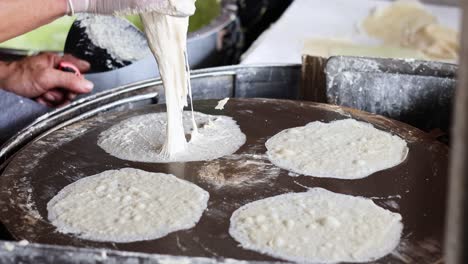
[[0, 0, 68, 42]]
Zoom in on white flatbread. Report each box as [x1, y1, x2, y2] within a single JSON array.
[[47, 168, 209, 242], [98, 111, 246, 163], [266, 119, 408, 179], [362, 0, 437, 46], [362, 0, 458, 61], [229, 188, 403, 263]]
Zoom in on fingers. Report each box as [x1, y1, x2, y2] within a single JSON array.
[[37, 89, 75, 108], [43, 89, 77, 105], [36, 96, 72, 108], [42, 69, 94, 94], [61, 54, 91, 73], [37, 89, 69, 107], [38, 89, 77, 108], [36, 97, 54, 108], [38, 52, 63, 68], [43, 89, 65, 102], [39, 52, 91, 73]]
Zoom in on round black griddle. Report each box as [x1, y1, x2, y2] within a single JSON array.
[[0, 99, 448, 263]]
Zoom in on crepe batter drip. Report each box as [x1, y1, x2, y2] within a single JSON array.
[[141, 12, 197, 158]]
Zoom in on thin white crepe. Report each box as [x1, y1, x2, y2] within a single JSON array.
[[266, 119, 408, 179], [48, 168, 209, 242], [229, 188, 403, 263]]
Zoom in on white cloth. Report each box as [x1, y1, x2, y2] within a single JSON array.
[[72, 0, 195, 16]]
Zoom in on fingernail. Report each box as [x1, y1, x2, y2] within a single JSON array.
[[68, 93, 77, 100], [79, 60, 90, 69], [45, 93, 55, 101], [83, 81, 94, 92]]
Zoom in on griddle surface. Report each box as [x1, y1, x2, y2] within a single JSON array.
[[0, 99, 448, 263]]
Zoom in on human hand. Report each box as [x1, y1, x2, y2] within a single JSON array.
[[0, 53, 93, 107], [70, 0, 196, 17]]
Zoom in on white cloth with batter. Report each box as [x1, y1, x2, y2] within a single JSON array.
[[266, 119, 409, 179], [47, 168, 209, 242], [229, 188, 403, 263]]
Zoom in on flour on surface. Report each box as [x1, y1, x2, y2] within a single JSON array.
[[229, 188, 403, 263], [266, 119, 408, 179], [98, 112, 246, 163], [215, 98, 230, 110], [197, 154, 281, 189], [47, 168, 209, 242], [18, 240, 29, 246], [3, 242, 15, 252]]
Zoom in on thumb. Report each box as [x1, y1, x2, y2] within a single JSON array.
[[44, 69, 94, 94]]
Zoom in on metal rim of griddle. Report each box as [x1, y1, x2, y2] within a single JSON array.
[[0, 62, 449, 262]]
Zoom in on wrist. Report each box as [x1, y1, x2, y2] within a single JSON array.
[[70, 0, 90, 13]]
